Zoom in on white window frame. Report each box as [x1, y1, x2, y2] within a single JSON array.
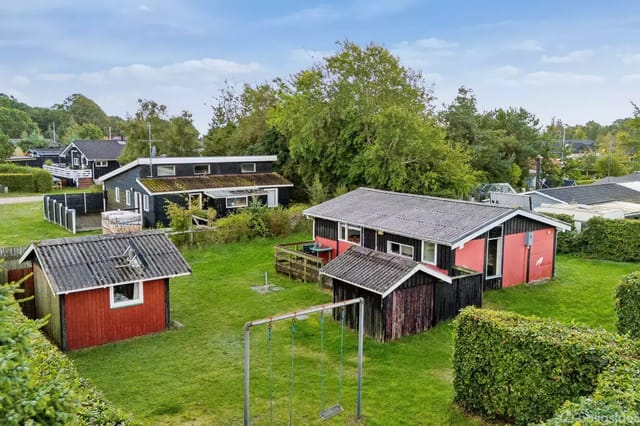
[[115, 187, 120, 203], [422, 241, 437, 265], [143, 194, 149, 212], [339, 223, 361, 245], [157, 165, 176, 176], [387, 241, 414, 259], [95, 160, 108, 168], [241, 163, 256, 173], [134, 192, 139, 209], [486, 226, 504, 278], [226, 196, 248, 208], [110, 282, 144, 309], [72, 156, 80, 166], [193, 164, 210, 175], [125, 189, 131, 206]]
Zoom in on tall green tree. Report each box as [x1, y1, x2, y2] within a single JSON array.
[[57, 94, 109, 132], [61, 122, 104, 144], [0, 107, 39, 138], [119, 99, 170, 163], [0, 130, 13, 159], [164, 111, 200, 156]]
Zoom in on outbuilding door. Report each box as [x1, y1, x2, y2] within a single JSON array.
[[265, 189, 277, 207], [387, 284, 434, 340]]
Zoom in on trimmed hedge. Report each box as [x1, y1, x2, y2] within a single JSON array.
[[616, 271, 640, 339], [453, 308, 639, 425], [578, 217, 640, 262], [0, 283, 136, 425], [0, 173, 33, 192], [0, 164, 52, 192]]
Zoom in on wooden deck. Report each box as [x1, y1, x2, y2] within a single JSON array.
[[274, 241, 325, 283]]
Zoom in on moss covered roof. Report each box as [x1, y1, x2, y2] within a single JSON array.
[[140, 172, 292, 194]]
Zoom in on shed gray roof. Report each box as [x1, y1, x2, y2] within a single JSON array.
[[536, 183, 640, 205], [61, 140, 125, 160], [20, 230, 191, 295], [304, 188, 566, 247], [595, 173, 640, 184], [320, 246, 449, 297]]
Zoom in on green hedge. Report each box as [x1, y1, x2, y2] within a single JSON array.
[[577, 217, 640, 262], [0, 164, 52, 192], [0, 283, 136, 425], [453, 308, 639, 425], [616, 271, 640, 339], [0, 173, 33, 192]]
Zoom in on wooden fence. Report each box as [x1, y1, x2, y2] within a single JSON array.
[[274, 241, 325, 283], [43, 192, 103, 234]]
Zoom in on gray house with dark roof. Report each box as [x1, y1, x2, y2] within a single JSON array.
[[528, 183, 640, 208], [19, 230, 191, 350], [306, 188, 569, 340], [97, 156, 293, 227], [44, 139, 126, 188]]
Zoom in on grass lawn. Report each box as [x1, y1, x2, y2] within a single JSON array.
[[0, 202, 99, 247], [67, 237, 639, 425]]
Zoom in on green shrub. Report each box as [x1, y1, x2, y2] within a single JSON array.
[[0, 282, 136, 425], [453, 307, 638, 425], [579, 217, 640, 262], [215, 211, 253, 243], [265, 207, 291, 237], [0, 173, 33, 191], [616, 271, 640, 339], [32, 168, 52, 192]]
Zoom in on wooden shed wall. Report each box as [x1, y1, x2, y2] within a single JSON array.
[[384, 282, 434, 341], [64, 278, 167, 350], [33, 263, 63, 348], [333, 280, 385, 342], [433, 274, 483, 325]]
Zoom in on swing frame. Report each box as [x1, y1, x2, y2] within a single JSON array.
[[243, 297, 365, 426]]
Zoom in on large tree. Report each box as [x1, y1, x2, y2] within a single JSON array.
[[0, 130, 13, 159], [57, 94, 109, 134], [270, 41, 476, 197], [0, 107, 39, 138], [164, 111, 200, 156]]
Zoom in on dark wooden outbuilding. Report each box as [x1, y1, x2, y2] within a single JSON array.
[[321, 246, 482, 342]]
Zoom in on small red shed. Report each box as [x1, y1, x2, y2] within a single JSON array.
[[19, 230, 191, 351]]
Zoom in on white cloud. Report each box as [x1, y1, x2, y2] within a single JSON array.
[[507, 39, 544, 52], [413, 37, 459, 49], [138, 4, 152, 12], [523, 71, 604, 86], [620, 53, 640, 65], [622, 74, 640, 83], [541, 49, 594, 64], [494, 65, 522, 79]]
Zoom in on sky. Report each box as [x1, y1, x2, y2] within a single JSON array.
[[1, 0, 639, 134]]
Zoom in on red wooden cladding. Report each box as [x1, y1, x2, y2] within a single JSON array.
[[455, 239, 485, 273], [502, 234, 528, 287], [64, 279, 167, 350]]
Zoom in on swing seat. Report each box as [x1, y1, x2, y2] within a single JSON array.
[[320, 404, 343, 420]]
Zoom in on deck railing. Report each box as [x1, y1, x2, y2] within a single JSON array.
[[43, 164, 93, 179], [274, 241, 325, 283]]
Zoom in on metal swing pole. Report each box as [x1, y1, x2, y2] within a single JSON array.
[[243, 297, 364, 426]]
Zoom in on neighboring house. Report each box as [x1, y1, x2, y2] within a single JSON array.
[[595, 173, 640, 192], [528, 183, 640, 209], [28, 147, 63, 168], [96, 156, 293, 227], [307, 188, 569, 340], [19, 230, 191, 351], [44, 140, 125, 188]]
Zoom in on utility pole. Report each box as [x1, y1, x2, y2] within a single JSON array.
[[52, 121, 56, 145], [148, 123, 153, 177], [608, 134, 614, 178]]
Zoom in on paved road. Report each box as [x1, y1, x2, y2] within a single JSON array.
[[0, 195, 43, 205]]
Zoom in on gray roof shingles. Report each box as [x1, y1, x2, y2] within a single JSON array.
[[26, 230, 191, 294], [595, 173, 640, 184], [70, 140, 125, 160], [537, 183, 640, 205], [320, 246, 420, 295], [304, 188, 514, 245]]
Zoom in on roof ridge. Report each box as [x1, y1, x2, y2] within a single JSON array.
[[34, 230, 164, 247], [356, 187, 512, 210]]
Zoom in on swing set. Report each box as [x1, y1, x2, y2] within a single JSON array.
[[243, 297, 364, 425]]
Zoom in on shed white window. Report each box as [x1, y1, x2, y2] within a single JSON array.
[[339, 223, 361, 244], [110, 282, 143, 308], [194, 164, 210, 175], [157, 165, 176, 176], [95, 160, 108, 167], [125, 189, 131, 206], [241, 163, 256, 173], [388, 241, 414, 259], [115, 187, 120, 203], [226, 196, 248, 208], [422, 241, 437, 265], [143, 194, 150, 212]]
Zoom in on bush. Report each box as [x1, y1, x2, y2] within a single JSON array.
[[215, 211, 253, 243], [453, 307, 638, 425], [0, 282, 136, 425], [32, 168, 52, 192], [265, 207, 291, 237], [579, 217, 640, 262], [616, 271, 640, 339], [0, 173, 33, 192]]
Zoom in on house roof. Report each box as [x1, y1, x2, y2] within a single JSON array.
[[304, 188, 568, 248], [535, 183, 640, 205], [60, 140, 125, 160], [28, 147, 63, 156], [96, 155, 278, 183], [19, 230, 191, 295], [138, 172, 292, 194], [320, 246, 451, 297], [595, 173, 640, 184]]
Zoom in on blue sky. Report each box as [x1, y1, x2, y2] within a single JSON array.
[[1, 0, 639, 133]]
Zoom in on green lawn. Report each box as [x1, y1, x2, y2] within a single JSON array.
[[0, 201, 101, 246], [67, 237, 639, 425]]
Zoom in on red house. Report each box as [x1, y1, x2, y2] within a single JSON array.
[[19, 230, 191, 351], [306, 188, 571, 291]]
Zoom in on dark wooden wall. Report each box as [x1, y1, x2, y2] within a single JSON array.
[[333, 280, 385, 342], [433, 273, 483, 325], [503, 216, 551, 235], [384, 283, 434, 341], [315, 218, 338, 240]]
